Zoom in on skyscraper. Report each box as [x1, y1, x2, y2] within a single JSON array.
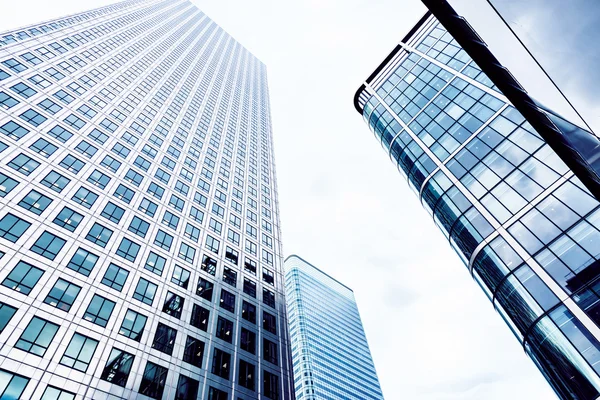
[[284, 255, 384, 400], [0, 1, 292, 399], [355, 11, 600, 400]]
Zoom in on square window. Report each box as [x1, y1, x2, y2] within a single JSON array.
[[171, 265, 190, 289], [44, 278, 81, 311], [41, 170, 70, 192], [139, 362, 168, 399], [238, 360, 255, 391], [47, 125, 73, 143], [0, 370, 28, 399], [116, 238, 140, 262], [30, 231, 66, 260], [60, 333, 98, 372], [72, 187, 98, 208], [15, 316, 59, 356], [101, 202, 124, 223], [151, 322, 177, 355], [40, 386, 75, 400], [67, 248, 98, 276], [133, 278, 157, 305], [242, 301, 256, 324], [0, 173, 19, 197], [196, 278, 213, 302], [101, 263, 129, 292], [211, 348, 231, 380], [8, 153, 40, 175], [0, 120, 29, 140], [190, 304, 209, 331], [85, 223, 113, 248], [100, 348, 134, 387], [139, 197, 158, 217], [216, 316, 233, 343], [0, 302, 17, 333], [176, 374, 199, 400], [263, 288, 275, 309], [263, 339, 278, 365], [83, 294, 115, 327], [18, 190, 52, 215], [53, 207, 83, 232], [264, 371, 279, 400], [119, 309, 147, 342], [29, 138, 57, 157], [220, 289, 236, 313], [162, 291, 184, 319]]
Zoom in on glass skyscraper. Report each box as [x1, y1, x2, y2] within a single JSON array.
[[284, 255, 384, 400], [355, 11, 600, 400], [0, 1, 292, 399]]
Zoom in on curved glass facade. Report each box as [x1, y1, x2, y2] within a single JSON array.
[[357, 15, 600, 400], [284, 255, 384, 400]]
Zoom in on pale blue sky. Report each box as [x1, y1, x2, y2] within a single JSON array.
[[1, 1, 556, 398]]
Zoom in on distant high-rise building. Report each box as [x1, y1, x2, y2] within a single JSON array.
[[0, 1, 292, 399], [355, 9, 600, 400], [284, 255, 384, 400]]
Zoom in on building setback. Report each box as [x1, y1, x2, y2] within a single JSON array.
[[284, 255, 384, 400], [0, 0, 293, 399], [355, 10, 600, 400]]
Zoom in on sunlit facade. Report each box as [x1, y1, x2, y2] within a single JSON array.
[[284, 255, 384, 400], [0, 1, 293, 399], [355, 13, 600, 400]]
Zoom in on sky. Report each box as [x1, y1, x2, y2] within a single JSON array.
[[1, 1, 557, 399]]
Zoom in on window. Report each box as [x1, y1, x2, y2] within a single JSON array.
[[205, 235, 220, 254], [19, 109, 47, 127], [220, 289, 236, 313], [117, 238, 140, 262], [190, 304, 209, 331], [178, 242, 196, 264], [184, 223, 200, 242], [101, 155, 121, 172], [190, 206, 204, 223], [59, 154, 84, 173], [47, 125, 73, 143], [152, 322, 177, 355], [41, 170, 70, 192], [125, 169, 143, 186], [44, 278, 81, 311], [211, 348, 231, 380], [53, 207, 83, 232], [101, 202, 124, 223], [223, 267, 237, 287], [162, 291, 184, 319], [38, 98, 62, 114], [114, 184, 134, 204], [101, 263, 129, 292], [263, 288, 275, 308], [63, 114, 85, 130], [18, 190, 52, 215], [72, 187, 97, 208], [175, 374, 199, 400], [40, 386, 75, 400], [0, 302, 17, 333], [237, 327, 257, 356], [8, 153, 40, 175], [154, 230, 173, 251], [87, 169, 110, 189], [67, 248, 98, 276], [238, 360, 255, 391], [60, 333, 98, 372], [85, 223, 113, 248], [133, 278, 157, 305], [15, 317, 59, 356], [29, 138, 57, 157], [171, 265, 190, 289], [162, 211, 180, 230], [201, 255, 217, 275], [0, 120, 29, 140], [0, 370, 29, 399], [10, 82, 36, 98], [139, 362, 168, 399], [139, 197, 157, 217], [0, 173, 19, 197], [196, 278, 214, 302], [147, 182, 164, 199], [75, 140, 97, 157], [216, 316, 233, 343], [30, 231, 65, 260], [53, 89, 73, 103], [207, 387, 228, 400], [83, 295, 115, 327], [263, 339, 278, 365], [100, 348, 134, 387], [183, 336, 205, 368], [264, 371, 279, 400], [263, 269, 275, 286], [242, 301, 257, 324], [3, 58, 27, 72], [119, 309, 147, 341], [125, 217, 149, 239]]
